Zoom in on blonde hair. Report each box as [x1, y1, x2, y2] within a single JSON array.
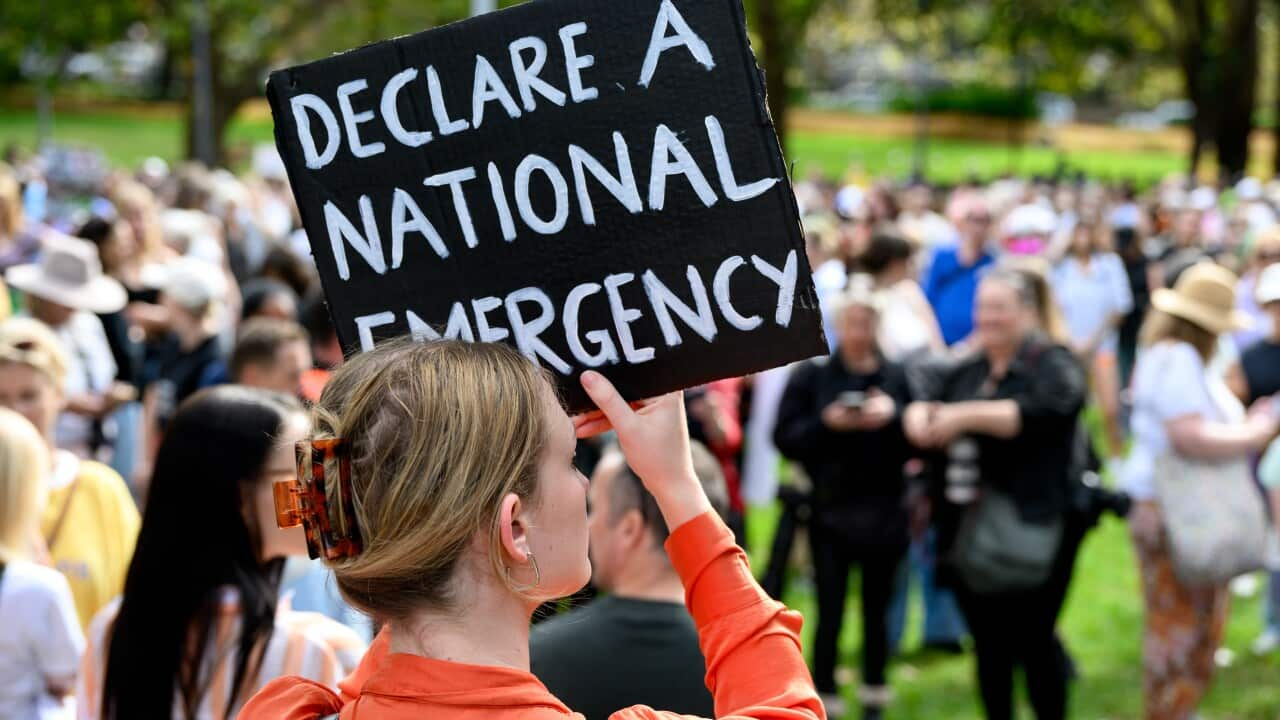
[[311, 338, 552, 623], [0, 165, 21, 239], [1252, 225, 1280, 267], [0, 317, 70, 386], [1139, 310, 1218, 361], [0, 408, 48, 561], [996, 257, 1069, 345], [110, 179, 166, 261]]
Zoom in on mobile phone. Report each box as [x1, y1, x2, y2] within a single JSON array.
[[838, 391, 867, 411]]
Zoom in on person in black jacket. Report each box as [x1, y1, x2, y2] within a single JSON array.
[[903, 266, 1086, 720], [775, 278, 913, 720]]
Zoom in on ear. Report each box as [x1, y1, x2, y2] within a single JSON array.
[[498, 492, 531, 562], [617, 508, 646, 550], [239, 364, 262, 387]]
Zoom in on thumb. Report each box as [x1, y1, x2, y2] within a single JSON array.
[[580, 371, 635, 430]]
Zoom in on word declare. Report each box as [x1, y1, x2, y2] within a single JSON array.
[[268, 0, 826, 410]]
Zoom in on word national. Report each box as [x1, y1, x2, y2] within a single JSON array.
[[268, 0, 826, 409]]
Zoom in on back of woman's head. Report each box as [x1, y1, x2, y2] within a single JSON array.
[[311, 338, 551, 624], [104, 385, 302, 720], [0, 407, 46, 561]]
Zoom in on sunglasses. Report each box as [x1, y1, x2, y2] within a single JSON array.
[[966, 215, 992, 225]]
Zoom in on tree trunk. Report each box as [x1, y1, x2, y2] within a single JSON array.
[[184, 90, 247, 167], [1214, 0, 1260, 181], [1274, 10, 1280, 175], [756, 0, 790, 156], [1179, 44, 1209, 177]]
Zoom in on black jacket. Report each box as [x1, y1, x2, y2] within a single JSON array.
[[918, 337, 1086, 525], [774, 353, 914, 549]]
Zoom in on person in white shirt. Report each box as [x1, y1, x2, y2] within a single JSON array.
[[1123, 263, 1279, 720], [1051, 219, 1134, 461], [0, 407, 85, 720]]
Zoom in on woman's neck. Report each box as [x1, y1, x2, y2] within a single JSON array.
[[958, 239, 984, 265], [389, 584, 535, 671], [986, 341, 1021, 376], [839, 347, 878, 373]]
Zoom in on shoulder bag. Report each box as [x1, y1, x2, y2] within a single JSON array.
[[947, 340, 1064, 595], [1154, 349, 1268, 586]]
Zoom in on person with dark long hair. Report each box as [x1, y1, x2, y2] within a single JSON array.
[[76, 386, 365, 719]]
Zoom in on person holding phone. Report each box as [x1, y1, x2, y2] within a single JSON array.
[[774, 278, 914, 719]]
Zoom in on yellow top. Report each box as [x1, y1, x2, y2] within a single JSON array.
[[40, 454, 140, 630]]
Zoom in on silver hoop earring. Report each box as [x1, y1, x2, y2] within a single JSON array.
[[506, 552, 541, 593]]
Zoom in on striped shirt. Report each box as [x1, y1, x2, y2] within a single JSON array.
[[76, 588, 366, 719]]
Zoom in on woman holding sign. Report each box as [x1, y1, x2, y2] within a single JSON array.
[[241, 339, 822, 720]]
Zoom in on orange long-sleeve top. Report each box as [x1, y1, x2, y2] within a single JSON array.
[[240, 510, 823, 720]]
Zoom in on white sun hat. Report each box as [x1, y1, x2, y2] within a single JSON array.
[[5, 231, 127, 314]]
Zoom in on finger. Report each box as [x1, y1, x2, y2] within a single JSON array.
[[571, 410, 605, 428], [575, 418, 615, 438], [580, 371, 636, 430]]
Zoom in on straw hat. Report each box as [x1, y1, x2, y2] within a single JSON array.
[[1150, 262, 1249, 334], [5, 232, 127, 314]]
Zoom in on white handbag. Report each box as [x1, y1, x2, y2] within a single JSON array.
[[1155, 452, 1268, 586]]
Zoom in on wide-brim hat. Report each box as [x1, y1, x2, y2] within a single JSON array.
[[5, 232, 127, 315], [1150, 262, 1250, 335]]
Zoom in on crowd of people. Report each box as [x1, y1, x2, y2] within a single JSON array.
[[0, 139, 1279, 720]]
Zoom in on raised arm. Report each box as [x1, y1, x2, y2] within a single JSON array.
[[578, 372, 823, 720]]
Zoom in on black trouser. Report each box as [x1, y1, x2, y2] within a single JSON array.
[[809, 524, 906, 693], [951, 516, 1087, 720]]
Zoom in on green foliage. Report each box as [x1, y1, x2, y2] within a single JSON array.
[[887, 82, 1038, 119], [0, 106, 1190, 184], [0, 0, 145, 87]]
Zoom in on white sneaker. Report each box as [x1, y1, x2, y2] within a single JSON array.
[[819, 691, 848, 719], [1252, 628, 1280, 655], [1230, 573, 1260, 598]]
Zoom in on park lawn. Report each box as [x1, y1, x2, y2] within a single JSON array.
[[743, 503, 1280, 720], [0, 106, 1186, 184]]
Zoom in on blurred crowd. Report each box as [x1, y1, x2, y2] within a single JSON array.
[[0, 139, 1279, 720]]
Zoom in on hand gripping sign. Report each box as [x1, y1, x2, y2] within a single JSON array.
[[267, 0, 826, 411]]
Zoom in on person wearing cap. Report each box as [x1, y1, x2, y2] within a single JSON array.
[[1225, 262, 1280, 656], [135, 257, 230, 489], [4, 232, 137, 458], [1122, 262, 1280, 720], [0, 317, 140, 631]]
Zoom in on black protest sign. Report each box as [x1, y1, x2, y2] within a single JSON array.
[[267, 0, 826, 411]]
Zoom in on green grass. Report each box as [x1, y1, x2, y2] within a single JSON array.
[[743, 506, 1280, 720], [787, 133, 1186, 185], [0, 106, 1186, 184]]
